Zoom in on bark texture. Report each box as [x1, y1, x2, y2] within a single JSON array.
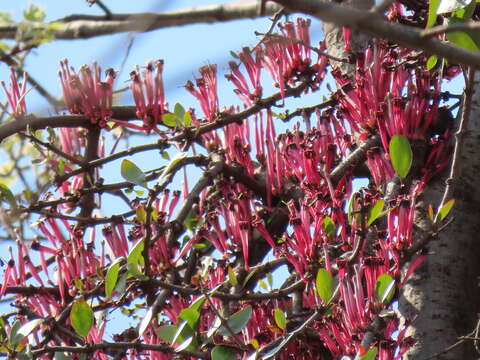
[[399, 72, 480, 358], [322, 0, 373, 75]]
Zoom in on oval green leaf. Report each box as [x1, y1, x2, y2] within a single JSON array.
[[217, 305, 252, 336], [322, 216, 336, 238], [375, 273, 395, 304], [367, 199, 385, 226], [426, 55, 438, 70], [157, 324, 177, 343], [274, 308, 286, 330], [447, 31, 480, 52], [211, 345, 238, 360], [389, 135, 412, 179], [316, 268, 333, 305], [438, 199, 455, 221], [121, 159, 147, 187], [105, 257, 123, 298], [427, 0, 440, 28], [70, 300, 94, 337], [162, 113, 179, 127], [179, 308, 200, 330], [174, 103, 186, 124]]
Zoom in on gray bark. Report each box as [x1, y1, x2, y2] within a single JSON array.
[[399, 72, 480, 359]]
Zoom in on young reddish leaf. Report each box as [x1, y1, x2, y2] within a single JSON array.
[[427, 204, 434, 221], [211, 345, 237, 360], [217, 306, 252, 336], [389, 135, 412, 179], [273, 308, 286, 330], [70, 300, 93, 337], [375, 274, 395, 304], [438, 199, 455, 221], [121, 159, 147, 188], [316, 268, 333, 305]]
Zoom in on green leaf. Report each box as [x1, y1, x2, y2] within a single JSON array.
[[184, 209, 201, 232], [266, 272, 273, 288], [322, 216, 336, 238], [273, 308, 286, 330], [161, 152, 188, 180], [437, 0, 472, 14], [367, 199, 385, 226], [23, 3, 46, 22], [447, 31, 480, 51], [360, 346, 378, 360], [139, 306, 154, 337], [174, 103, 186, 125], [162, 113, 179, 127], [0, 184, 16, 208], [427, 0, 440, 28], [17, 319, 43, 338], [348, 192, 358, 223], [105, 257, 123, 298], [375, 273, 396, 304], [179, 308, 200, 330], [70, 300, 94, 337], [189, 295, 207, 313], [217, 306, 253, 336], [227, 266, 238, 286], [184, 112, 192, 127], [127, 239, 146, 279], [389, 135, 412, 179], [157, 325, 177, 343], [316, 268, 334, 305], [127, 238, 144, 266], [426, 55, 438, 70], [211, 345, 237, 360], [438, 199, 455, 221], [121, 159, 147, 188], [160, 150, 170, 160], [175, 336, 194, 352], [172, 321, 195, 346]]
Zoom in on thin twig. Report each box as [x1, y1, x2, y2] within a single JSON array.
[[434, 68, 475, 223]]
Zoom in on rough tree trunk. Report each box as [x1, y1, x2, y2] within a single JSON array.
[[398, 72, 480, 359]]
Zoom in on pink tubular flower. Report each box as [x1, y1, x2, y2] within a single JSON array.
[[185, 64, 219, 121], [129, 60, 166, 132], [1, 67, 28, 116], [58, 59, 115, 126]]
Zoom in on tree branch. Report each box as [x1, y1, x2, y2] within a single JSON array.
[[0, 2, 282, 40], [272, 0, 480, 67]]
